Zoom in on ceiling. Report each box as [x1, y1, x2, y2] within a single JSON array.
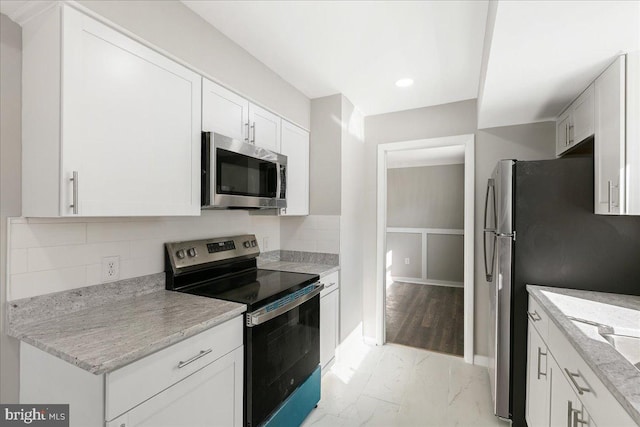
[[182, 0, 488, 117], [479, 0, 640, 129], [387, 146, 464, 169], [2, 1, 638, 126]]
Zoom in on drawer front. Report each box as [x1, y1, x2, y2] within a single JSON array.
[[106, 316, 243, 421], [320, 271, 339, 298], [527, 295, 549, 342], [548, 320, 635, 426]]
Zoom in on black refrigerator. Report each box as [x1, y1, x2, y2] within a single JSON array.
[[483, 155, 640, 426]]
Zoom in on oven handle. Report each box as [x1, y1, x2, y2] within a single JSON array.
[[246, 282, 324, 327]]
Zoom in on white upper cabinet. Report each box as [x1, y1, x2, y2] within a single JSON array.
[[594, 53, 640, 216], [556, 84, 595, 156], [249, 104, 282, 152], [280, 120, 310, 216], [22, 5, 201, 217], [202, 78, 250, 142]]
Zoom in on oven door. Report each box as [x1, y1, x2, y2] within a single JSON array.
[[202, 132, 287, 209], [245, 290, 321, 427]]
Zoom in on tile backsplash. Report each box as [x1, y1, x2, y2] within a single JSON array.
[[7, 211, 280, 300], [280, 215, 340, 253]]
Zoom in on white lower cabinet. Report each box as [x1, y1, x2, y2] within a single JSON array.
[[320, 271, 340, 371], [526, 295, 634, 427], [107, 347, 243, 427], [525, 320, 549, 427], [20, 317, 243, 427]]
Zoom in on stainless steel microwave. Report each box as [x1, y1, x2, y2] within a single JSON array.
[[201, 132, 287, 209]]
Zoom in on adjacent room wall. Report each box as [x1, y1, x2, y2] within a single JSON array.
[[77, 0, 310, 129], [0, 12, 22, 403], [387, 165, 464, 228], [386, 164, 465, 283]]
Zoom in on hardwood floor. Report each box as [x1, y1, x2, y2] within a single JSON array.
[[385, 281, 464, 356]]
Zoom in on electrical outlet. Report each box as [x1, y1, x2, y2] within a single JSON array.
[[102, 256, 120, 282], [404, 258, 410, 265], [263, 237, 269, 251]]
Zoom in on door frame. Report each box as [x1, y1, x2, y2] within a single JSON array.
[[375, 134, 475, 364]]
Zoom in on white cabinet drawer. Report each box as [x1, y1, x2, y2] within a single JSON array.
[[527, 296, 549, 342], [548, 320, 635, 427], [320, 271, 339, 298], [106, 316, 243, 421]]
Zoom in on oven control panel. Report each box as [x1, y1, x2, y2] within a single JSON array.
[[165, 234, 260, 270]]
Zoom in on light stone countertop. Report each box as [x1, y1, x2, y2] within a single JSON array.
[[527, 285, 640, 424], [8, 289, 246, 375], [259, 261, 339, 277]]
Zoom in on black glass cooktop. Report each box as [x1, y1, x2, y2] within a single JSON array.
[[179, 269, 319, 310]]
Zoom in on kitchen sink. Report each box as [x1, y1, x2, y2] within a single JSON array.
[[600, 331, 640, 370], [568, 316, 640, 371]]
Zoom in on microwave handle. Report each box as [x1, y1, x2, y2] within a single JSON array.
[[278, 164, 286, 200], [201, 132, 211, 206]]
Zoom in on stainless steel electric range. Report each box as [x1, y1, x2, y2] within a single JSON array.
[[164, 235, 322, 427]]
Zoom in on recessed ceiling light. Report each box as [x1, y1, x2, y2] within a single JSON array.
[[395, 78, 414, 88]]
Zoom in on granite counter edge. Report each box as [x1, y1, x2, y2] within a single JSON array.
[[526, 285, 640, 424], [9, 304, 247, 375]]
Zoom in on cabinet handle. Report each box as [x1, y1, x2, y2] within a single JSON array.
[[251, 122, 256, 144], [608, 181, 613, 212], [324, 281, 337, 290], [568, 124, 574, 144], [245, 122, 250, 142], [564, 368, 591, 395], [527, 310, 541, 321], [537, 347, 547, 379], [565, 124, 569, 146], [177, 349, 212, 369], [70, 171, 78, 215]]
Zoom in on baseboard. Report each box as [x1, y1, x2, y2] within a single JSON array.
[[391, 277, 464, 288], [473, 354, 489, 367], [362, 336, 377, 346]]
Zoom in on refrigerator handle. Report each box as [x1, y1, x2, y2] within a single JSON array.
[[484, 179, 496, 282]]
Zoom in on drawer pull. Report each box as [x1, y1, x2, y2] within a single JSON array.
[[537, 347, 547, 379], [177, 349, 212, 369], [527, 310, 541, 321], [564, 368, 591, 395], [324, 281, 337, 290]]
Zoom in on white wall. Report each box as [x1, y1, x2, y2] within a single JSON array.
[[280, 215, 340, 253], [339, 96, 365, 340], [0, 12, 21, 403], [362, 100, 477, 342], [6, 214, 280, 301], [309, 95, 342, 214], [78, 0, 310, 129], [362, 99, 556, 358]]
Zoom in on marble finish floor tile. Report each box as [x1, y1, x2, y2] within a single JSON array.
[[304, 328, 509, 427]]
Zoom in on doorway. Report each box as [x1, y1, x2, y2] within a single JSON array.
[[376, 134, 475, 363]]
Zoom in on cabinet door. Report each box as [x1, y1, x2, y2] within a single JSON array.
[[107, 347, 243, 427], [594, 55, 626, 215], [548, 355, 581, 427], [62, 6, 201, 216], [571, 84, 595, 146], [556, 112, 571, 156], [526, 321, 549, 427], [320, 289, 339, 370], [249, 104, 281, 152], [280, 120, 309, 216], [202, 78, 249, 142]]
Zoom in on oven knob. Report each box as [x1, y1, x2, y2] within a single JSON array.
[[243, 241, 251, 248], [187, 247, 197, 257], [176, 249, 186, 259], [251, 240, 257, 247]]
